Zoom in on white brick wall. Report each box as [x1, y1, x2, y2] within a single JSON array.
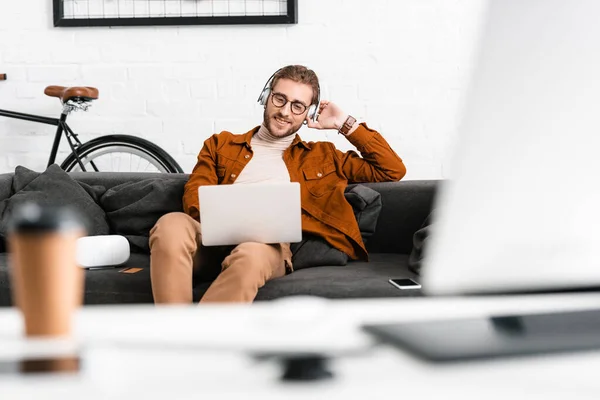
[[0, 0, 485, 178]]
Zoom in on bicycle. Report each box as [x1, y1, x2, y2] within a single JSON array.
[[0, 85, 183, 173]]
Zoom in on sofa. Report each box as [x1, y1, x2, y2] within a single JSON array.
[[0, 170, 438, 306]]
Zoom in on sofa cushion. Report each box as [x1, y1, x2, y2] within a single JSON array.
[[0, 165, 110, 239], [409, 210, 435, 275], [290, 234, 348, 270], [0, 254, 10, 306], [0, 174, 12, 202], [290, 184, 383, 270], [100, 178, 184, 252], [345, 184, 382, 242], [70, 172, 188, 191], [0, 253, 153, 306], [194, 253, 422, 301], [364, 181, 438, 254], [81, 254, 153, 304], [0, 252, 421, 307]]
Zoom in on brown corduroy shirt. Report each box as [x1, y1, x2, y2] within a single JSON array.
[[183, 123, 406, 261]]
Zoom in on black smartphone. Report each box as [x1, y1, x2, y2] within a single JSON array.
[[389, 278, 421, 290]]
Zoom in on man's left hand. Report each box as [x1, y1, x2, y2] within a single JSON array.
[[305, 100, 353, 132]]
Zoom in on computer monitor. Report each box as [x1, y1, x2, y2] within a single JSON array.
[[421, 0, 600, 295]]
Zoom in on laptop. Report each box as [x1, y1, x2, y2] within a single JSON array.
[[198, 182, 302, 246], [363, 0, 600, 361]]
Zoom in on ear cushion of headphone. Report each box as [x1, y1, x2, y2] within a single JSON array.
[[258, 87, 270, 106], [307, 104, 317, 121], [307, 104, 318, 121]]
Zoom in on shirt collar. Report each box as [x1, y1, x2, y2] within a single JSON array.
[[232, 127, 259, 147], [291, 134, 312, 150]]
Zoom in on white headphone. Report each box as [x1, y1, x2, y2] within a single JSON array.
[[257, 68, 321, 123]]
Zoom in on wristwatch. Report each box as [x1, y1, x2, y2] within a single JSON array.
[[338, 115, 357, 136]]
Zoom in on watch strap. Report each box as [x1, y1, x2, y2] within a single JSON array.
[[339, 115, 357, 135]]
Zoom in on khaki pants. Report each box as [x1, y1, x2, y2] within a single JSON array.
[[149, 212, 291, 304]]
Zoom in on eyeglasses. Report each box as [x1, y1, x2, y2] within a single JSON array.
[[270, 92, 309, 115]]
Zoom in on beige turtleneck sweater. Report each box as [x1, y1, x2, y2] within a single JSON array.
[[234, 124, 294, 185]]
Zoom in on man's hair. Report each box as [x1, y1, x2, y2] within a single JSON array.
[[271, 65, 319, 105]]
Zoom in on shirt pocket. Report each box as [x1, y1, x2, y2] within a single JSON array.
[[302, 162, 339, 197], [216, 154, 235, 184]]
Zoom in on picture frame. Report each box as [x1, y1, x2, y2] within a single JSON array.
[[53, 0, 298, 27]]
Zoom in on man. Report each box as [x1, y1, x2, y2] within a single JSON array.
[[149, 65, 406, 304]]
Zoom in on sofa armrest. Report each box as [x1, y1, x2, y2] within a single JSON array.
[[357, 180, 439, 255]]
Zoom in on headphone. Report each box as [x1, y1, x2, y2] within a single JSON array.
[[257, 68, 321, 124]]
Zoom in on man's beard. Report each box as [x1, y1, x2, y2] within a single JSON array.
[[263, 109, 303, 138]]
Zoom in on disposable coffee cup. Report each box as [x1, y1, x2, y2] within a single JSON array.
[[8, 202, 86, 338]]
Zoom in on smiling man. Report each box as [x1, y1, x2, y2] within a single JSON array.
[[149, 65, 406, 304]]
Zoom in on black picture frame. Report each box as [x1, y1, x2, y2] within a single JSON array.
[[53, 0, 297, 27]]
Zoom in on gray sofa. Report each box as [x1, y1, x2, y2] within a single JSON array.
[[0, 171, 437, 306]]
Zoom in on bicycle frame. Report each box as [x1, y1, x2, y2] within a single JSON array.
[[0, 107, 95, 171]]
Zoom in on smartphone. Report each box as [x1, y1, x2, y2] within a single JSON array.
[[389, 278, 421, 290]]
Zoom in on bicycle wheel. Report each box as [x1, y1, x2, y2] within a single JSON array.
[[61, 135, 183, 173]]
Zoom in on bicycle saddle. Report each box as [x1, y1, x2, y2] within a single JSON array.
[[44, 86, 99, 103]]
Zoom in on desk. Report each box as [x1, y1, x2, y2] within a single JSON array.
[[1, 294, 600, 399]]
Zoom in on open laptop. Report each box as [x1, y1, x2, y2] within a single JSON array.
[[198, 182, 302, 246], [363, 0, 600, 361]]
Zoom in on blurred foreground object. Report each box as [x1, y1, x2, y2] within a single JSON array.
[[422, 0, 600, 295], [8, 202, 86, 337]]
